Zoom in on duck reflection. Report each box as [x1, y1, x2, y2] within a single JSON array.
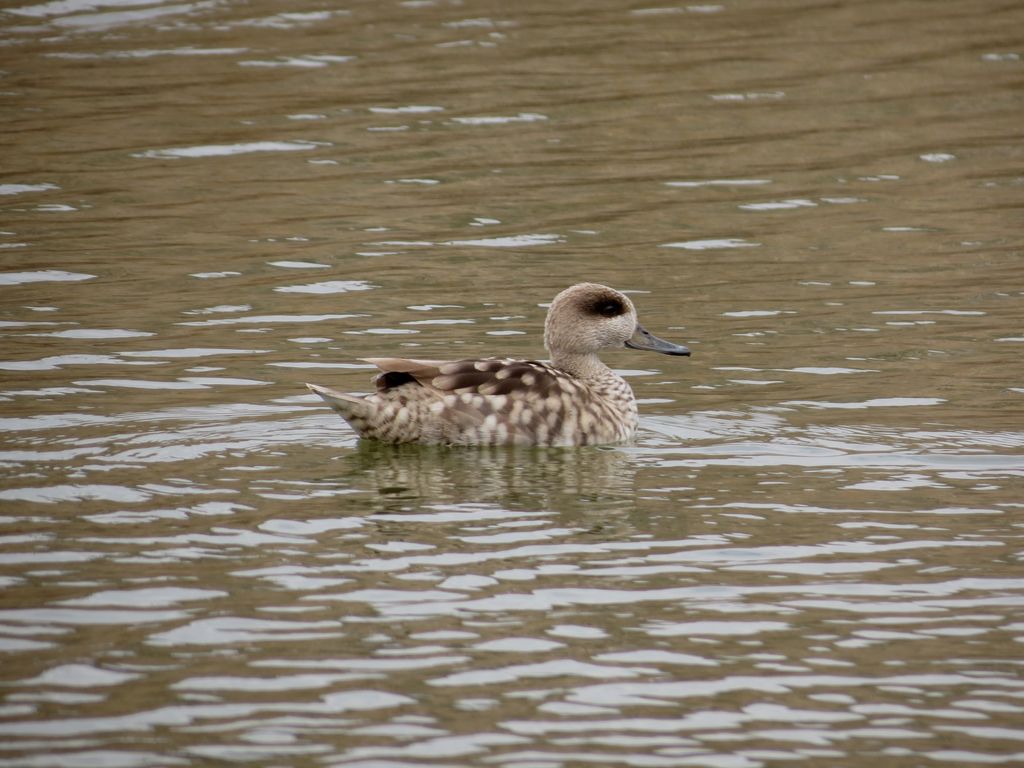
[[335, 440, 641, 516]]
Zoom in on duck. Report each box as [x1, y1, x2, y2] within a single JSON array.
[[307, 282, 690, 446]]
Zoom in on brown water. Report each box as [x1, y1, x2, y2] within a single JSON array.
[[2, 0, 1023, 766]]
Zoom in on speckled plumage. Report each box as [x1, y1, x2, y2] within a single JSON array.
[[308, 283, 690, 446]]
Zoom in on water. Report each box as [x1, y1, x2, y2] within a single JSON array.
[[2, 0, 1023, 765]]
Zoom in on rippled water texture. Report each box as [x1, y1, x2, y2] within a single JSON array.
[[2, 0, 1023, 766]]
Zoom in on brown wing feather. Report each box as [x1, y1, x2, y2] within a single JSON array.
[[430, 359, 563, 398], [363, 356, 568, 427]]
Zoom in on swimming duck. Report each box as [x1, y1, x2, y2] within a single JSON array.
[[307, 282, 690, 446]]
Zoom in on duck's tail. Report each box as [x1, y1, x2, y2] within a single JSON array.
[[307, 383, 374, 433]]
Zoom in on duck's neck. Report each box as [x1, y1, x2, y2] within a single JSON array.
[[550, 351, 615, 381]]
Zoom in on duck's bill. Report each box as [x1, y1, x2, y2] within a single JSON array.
[[625, 324, 691, 356]]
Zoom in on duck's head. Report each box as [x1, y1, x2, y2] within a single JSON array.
[[543, 283, 691, 360]]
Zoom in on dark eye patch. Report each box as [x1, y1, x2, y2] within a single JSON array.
[[588, 296, 626, 317]]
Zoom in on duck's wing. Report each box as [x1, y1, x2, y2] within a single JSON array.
[[363, 357, 565, 397], [363, 357, 576, 444], [431, 358, 567, 398]]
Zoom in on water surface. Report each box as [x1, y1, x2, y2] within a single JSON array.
[[1, 0, 1023, 766]]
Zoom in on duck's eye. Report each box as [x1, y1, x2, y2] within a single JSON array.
[[593, 299, 625, 317]]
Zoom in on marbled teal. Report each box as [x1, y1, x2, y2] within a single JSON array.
[[307, 283, 690, 446]]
